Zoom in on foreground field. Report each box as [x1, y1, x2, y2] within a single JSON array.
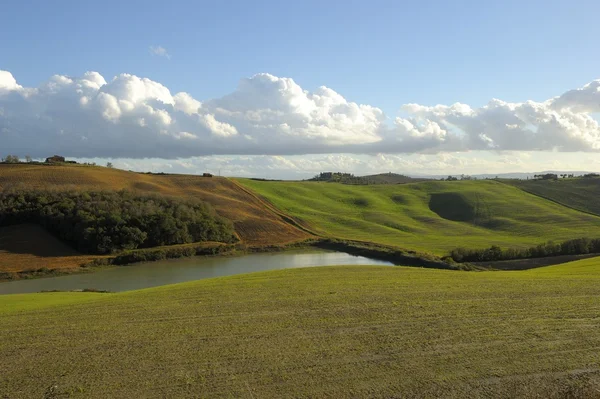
[[2, 260, 600, 397], [239, 178, 600, 254], [0, 164, 310, 247]]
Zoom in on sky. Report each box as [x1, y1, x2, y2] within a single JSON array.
[[1, 0, 600, 178]]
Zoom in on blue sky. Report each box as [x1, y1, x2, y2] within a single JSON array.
[[4, 0, 600, 113], [1, 0, 600, 177]]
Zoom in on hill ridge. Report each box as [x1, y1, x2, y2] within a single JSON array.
[[0, 164, 311, 246]]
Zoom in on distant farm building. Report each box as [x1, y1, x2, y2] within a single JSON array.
[[45, 155, 65, 163], [203, 173, 213, 177]]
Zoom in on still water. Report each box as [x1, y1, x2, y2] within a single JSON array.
[[0, 250, 392, 295]]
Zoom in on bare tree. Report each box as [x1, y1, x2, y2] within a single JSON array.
[[4, 155, 20, 163]]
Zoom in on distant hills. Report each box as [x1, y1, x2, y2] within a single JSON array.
[[306, 171, 598, 184], [307, 172, 430, 184], [362, 173, 431, 184], [416, 171, 596, 180]]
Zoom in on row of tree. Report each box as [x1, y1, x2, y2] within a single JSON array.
[[0, 154, 113, 168], [441, 175, 476, 181], [0, 189, 237, 254], [2, 155, 32, 163], [307, 172, 416, 185], [450, 237, 600, 262], [308, 172, 368, 184]]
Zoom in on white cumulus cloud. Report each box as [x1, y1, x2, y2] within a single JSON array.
[[0, 70, 600, 159]]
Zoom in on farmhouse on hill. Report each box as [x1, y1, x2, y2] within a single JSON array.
[[45, 155, 65, 163]]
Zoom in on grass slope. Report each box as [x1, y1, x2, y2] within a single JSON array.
[[2, 260, 600, 397], [0, 164, 310, 246], [507, 177, 600, 216], [239, 178, 600, 254]]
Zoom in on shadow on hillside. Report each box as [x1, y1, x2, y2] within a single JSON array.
[[0, 224, 80, 257], [428, 192, 476, 222]]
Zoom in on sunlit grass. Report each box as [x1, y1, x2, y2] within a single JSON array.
[[2, 258, 600, 397], [238, 178, 600, 255]]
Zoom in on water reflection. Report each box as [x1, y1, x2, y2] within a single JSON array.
[[0, 250, 392, 295]]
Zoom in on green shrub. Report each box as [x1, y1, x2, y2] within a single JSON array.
[[0, 189, 237, 254], [451, 237, 600, 262]]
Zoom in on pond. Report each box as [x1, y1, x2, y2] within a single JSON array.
[[0, 250, 393, 295]]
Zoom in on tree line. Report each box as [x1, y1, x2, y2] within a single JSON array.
[[0, 154, 106, 167], [307, 172, 417, 185], [308, 172, 369, 184], [450, 238, 600, 263], [0, 189, 237, 254]]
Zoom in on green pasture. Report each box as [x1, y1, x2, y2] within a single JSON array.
[[2, 259, 600, 397], [238, 179, 600, 255], [508, 177, 600, 216]]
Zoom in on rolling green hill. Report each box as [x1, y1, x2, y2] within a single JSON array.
[[2, 259, 600, 397], [507, 177, 600, 216], [238, 178, 600, 254]]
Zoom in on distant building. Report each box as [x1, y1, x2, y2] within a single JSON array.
[[202, 173, 213, 177], [45, 155, 65, 163]]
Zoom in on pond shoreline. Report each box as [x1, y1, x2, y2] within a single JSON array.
[[0, 240, 312, 282], [5, 237, 595, 284], [0, 238, 473, 283], [0, 249, 395, 295]]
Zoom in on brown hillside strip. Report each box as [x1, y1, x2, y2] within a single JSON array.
[[0, 164, 311, 246], [0, 224, 96, 272]]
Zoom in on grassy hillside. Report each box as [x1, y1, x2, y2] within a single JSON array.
[[239, 178, 600, 254], [2, 260, 600, 397], [507, 177, 600, 216], [0, 164, 310, 246]]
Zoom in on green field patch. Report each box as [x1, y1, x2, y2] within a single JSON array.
[[363, 212, 423, 234], [507, 177, 600, 216], [238, 178, 600, 254], [478, 217, 520, 231], [2, 259, 600, 397]]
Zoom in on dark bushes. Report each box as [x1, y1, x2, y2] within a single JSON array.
[[110, 243, 236, 265], [0, 189, 237, 254], [450, 238, 600, 262]]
